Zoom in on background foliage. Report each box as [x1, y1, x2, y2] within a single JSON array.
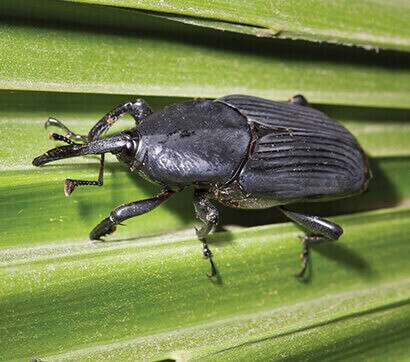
[[0, 1, 409, 360]]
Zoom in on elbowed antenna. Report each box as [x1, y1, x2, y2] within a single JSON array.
[[32, 134, 129, 166]]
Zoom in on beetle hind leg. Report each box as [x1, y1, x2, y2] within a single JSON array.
[[289, 94, 309, 107], [296, 235, 332, 278], [193, 189, 219, 278], [279, 207, 343, 278]]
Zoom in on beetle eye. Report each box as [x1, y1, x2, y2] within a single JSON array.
[[117, 139, 137, 165], [126, 141, 133, 151], [125, 140, 137, 154]]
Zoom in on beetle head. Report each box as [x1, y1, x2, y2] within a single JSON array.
[[115, 132, 140, 169]]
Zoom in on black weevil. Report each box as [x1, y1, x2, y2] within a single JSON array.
[[33, 94, 371, 277]]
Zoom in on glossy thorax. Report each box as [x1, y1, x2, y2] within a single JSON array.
[[123, 100, 250, 189]]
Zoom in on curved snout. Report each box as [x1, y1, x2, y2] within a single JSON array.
[[32, 134, 129, 166]]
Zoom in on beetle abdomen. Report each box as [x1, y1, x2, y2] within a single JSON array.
[[239, 129, 368, 202], [217, 95, 370, 203]]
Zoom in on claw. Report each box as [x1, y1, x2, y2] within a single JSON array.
[[89, 217, 117, 240], [295, 261, 308, 278], [295, 269, 306, 279], [64, 179, 75, 197], [295, 239, 309, 279], [207, 257, 217, 278], [45, 117, 69, 132], [44, 117, 87, 142]]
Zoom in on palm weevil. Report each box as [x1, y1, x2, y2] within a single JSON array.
[[33, 94, 371, 277]]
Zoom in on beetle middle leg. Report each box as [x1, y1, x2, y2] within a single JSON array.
[[193, 189, 219, 278], [279, 207, 343, 278], [90, 190, 173, 240]]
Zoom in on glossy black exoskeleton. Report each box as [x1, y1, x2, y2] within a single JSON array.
[[32, 95, 371, 278]]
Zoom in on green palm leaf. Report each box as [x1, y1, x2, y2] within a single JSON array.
[[0, 1, 409, 360], [61, 0, 410, 51]]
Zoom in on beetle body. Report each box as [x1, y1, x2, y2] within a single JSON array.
[[120, 96, 369, 207], [33, 94, 371, 278]]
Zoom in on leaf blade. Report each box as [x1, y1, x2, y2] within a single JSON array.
[[61, 0, 410, 51], [0, 6, 410, 108], [1, 207, 409, 360]]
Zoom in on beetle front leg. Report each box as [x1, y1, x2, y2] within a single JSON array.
[[279, 207, 343, 278], [90, 190, 173, 240], [63, 154, 105, 196], [88, 99, 152, 141], [45, 117, 88, 143], [193, 189, 219, 277]]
